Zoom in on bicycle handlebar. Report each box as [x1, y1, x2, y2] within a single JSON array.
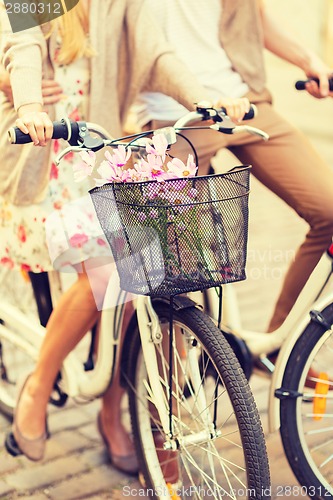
[[8, 103, 260, 146]]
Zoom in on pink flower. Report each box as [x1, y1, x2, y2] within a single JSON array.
[[73, 151, 96, 182], [69, 233, 89, 248], [167, 154, 197, 178], [137, 212, 147, 222], [149, 209, 158, 219], [135, 154, 165, 181], [177, 222, 187, 232], [142, 182, 163, 199], [146, 133, 168, 160], [124, 168, 140, 182], [95, 146, 132, 184], [105, 145, 131, 168], [168, 179, 188, 190], [160, 189, 194, 211], [97, 160, 129, 183]]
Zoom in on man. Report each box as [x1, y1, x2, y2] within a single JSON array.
[[134, 0, 333, 341]]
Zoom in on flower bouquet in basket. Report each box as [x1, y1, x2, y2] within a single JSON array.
[[77, 133, 251, 296]]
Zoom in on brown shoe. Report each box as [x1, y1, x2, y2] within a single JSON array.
[[97, 411, 139, 476], [6, 374, 48, 461]]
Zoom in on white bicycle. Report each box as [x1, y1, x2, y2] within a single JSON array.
[[0, 105, 271, 500]]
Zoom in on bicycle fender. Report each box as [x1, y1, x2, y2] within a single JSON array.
[[152, 295, 198, 311]]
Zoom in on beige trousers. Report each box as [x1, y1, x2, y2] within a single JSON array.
[[146, 89, 333, 331]]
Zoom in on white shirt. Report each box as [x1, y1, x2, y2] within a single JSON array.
[[134, 0, 249, 124]]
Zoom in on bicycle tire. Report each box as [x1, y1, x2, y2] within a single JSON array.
[[126, 300, 271, 499], [280, 303, 333, 499]]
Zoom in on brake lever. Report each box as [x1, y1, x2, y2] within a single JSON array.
[[233, 125, 269, 141], [210, 123, 269, 141], [55, 146, 87, 165]]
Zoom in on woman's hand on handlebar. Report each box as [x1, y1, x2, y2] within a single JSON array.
[[214, 96, 251, 122], [16, 103, 53, 146]]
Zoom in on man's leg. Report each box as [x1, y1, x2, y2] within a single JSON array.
[[227, 102, 333, 330]]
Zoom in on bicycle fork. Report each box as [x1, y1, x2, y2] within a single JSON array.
[[136, 296, 219, 450]]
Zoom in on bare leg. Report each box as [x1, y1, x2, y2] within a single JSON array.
[[16, 260, 138, 462], [100, 300, 136, 457], [16, 267, 102, 439]]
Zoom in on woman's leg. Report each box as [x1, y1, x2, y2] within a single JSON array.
[[99, 300, 136, 458], [16, 265, 104, 439]]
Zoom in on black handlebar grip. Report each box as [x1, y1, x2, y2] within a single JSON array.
[[295, 77, 333, 91], [243, 104, 257, 120], [8, 119, 73, 144], [220, 104, 257, 120]]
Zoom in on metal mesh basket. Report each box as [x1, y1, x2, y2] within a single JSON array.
[[90, 166, 250, 296]]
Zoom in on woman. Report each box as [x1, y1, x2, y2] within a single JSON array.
[[0, 0, 249, 467]]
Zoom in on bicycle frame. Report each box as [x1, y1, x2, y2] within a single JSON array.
[[203, 250, 333, 432]]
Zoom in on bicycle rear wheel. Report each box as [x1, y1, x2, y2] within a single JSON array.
[[280, 303, 333, 499], [126, 300, 270, 499]]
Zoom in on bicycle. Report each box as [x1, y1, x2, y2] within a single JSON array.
[[0, 105, 271, 500], [169, 90, 333, 499]]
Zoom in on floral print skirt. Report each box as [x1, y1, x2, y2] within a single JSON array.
[[0, 55, 111, 274], [0, 143, 111, 274]]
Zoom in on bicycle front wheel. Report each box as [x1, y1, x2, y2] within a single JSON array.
[[280, 304, 333, 499], [126, 300, 270, 499]]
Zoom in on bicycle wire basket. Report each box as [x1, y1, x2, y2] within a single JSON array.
[[90, 166, 251, 296]]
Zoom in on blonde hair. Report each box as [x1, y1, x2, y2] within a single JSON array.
[[47, 2, 95, 65]]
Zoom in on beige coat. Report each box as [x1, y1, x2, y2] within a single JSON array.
[[0, 0, 208, 205]]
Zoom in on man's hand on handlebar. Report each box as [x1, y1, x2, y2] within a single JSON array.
[[214, 97, 251, 123], [301, 53, 333, 98]]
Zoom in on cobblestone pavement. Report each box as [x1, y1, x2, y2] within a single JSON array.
[[1, 52, 333, 500]]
